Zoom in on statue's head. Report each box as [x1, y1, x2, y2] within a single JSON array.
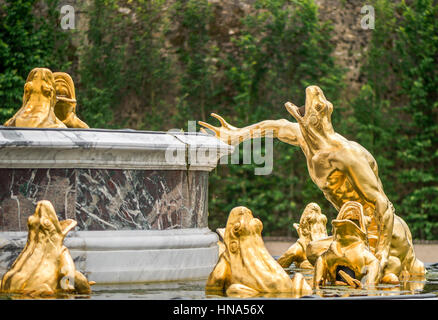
[[286, 85, 334, 135], [53, 72, 77, 120], [294, 202, 327, 242], [225, 206, 263, 239], [16, 68, 57, 127], [224, 206, 263, 253], [54, 72, 76, 104], [332, 201, 368, 243], [28, 200, 77, 244]]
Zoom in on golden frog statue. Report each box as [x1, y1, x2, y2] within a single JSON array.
[[277, 203, 328, 269], [313, 201, 379, 288], [4, 68, 89, 129], [199, 85, 425, 280], [53, 72, 89, 128], [206, 206, 312, 298], [4, 68, 66, 128], [0, 200, 94, 296]]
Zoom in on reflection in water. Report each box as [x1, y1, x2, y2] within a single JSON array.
[[286, 267, 433, 298], [1, 265, 437, 300]]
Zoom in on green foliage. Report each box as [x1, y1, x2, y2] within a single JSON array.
[[208, 0, 344, 235], [78, 0, 174, 129], [171, 0, 217, 125], [0, 0, 71, 124], [346, 0, 438, 239], [394, 0, 438, 239]]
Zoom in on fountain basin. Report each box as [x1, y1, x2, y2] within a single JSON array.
[[0, 127, 233, 283]]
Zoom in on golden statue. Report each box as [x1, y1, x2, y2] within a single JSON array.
[[215, 228, 226, 257], [277, 203, 328, 269], [0, 200, 95, 296], [4, 68, 89, 129], [199, 85, 425, 281], [313, 201, 379, 288], [4, 68, 66, 128], [206, 206, 312, 298], [54, 72, 89, 128]]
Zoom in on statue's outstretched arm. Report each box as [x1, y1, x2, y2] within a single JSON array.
[[199, 103, 302, 147]]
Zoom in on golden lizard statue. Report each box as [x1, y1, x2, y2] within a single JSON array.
[[199, 85, 424, 281]]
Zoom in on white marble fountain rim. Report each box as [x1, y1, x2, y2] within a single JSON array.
[[0, 127, 234, 171]]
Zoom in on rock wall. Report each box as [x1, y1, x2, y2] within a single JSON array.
[[315, 0, 372, 94], [76, 0, 370, 89]]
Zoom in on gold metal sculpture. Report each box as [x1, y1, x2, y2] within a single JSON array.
[[216, 228, 226, 257], [199, 85, 425, 281], [0, 200, 95, 296], [4, 68, 66, 128], [206, 206, 312, 297], [313, 201, 379, 288], [277, 203, 328, 269], [4, 68, 89, 129], [54, 72, 89, 128]]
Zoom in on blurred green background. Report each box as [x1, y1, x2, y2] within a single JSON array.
[[0, 0, 437, 238]]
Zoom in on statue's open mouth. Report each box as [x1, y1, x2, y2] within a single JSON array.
[[331, 203, 368, 243], [298, 105, 306, 117], [336, 208, 363, 230], [285, 101, 305, 122]]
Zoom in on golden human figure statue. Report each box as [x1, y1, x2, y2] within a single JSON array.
[[54, 72, 89, 128], [4, 68, 89, 129], [277, 203, 328, 269], [199, 85, 425, 281], [206, 206, 312, 297], [0, 200, 95, 296], [4, 68, 67, 128]]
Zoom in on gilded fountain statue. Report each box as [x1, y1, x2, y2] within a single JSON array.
[[0, 66, 428, 297], [200, 85, 425, 287], [0, 201, 94, 296], [4, 67, 88, 129], [277, 202, 328, 269], [206, 206, 312, 298], [0, 67, 232, 292]]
